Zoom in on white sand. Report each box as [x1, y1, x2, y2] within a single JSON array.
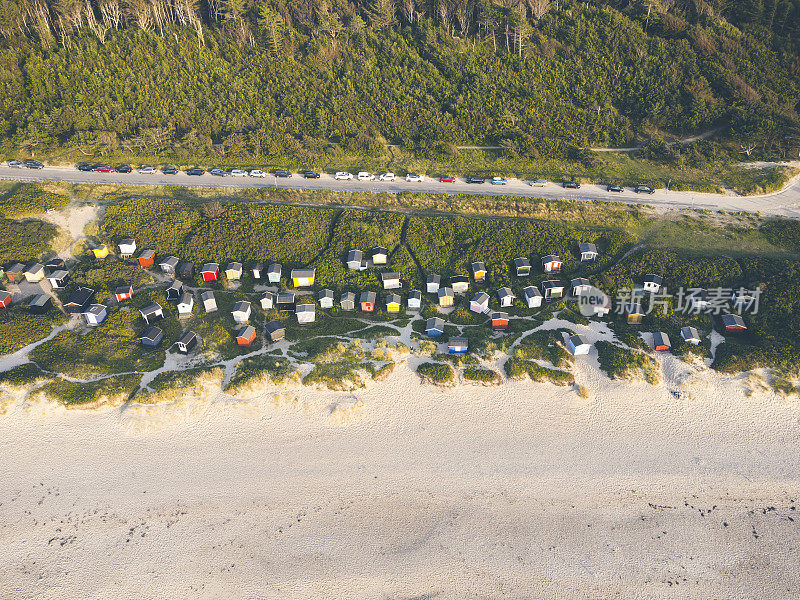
[[1, 360, 799, 599]]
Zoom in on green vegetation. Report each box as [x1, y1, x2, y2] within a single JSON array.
[[595, 341, 659, 384], [225, 355, 298, 394], [0, 307, 68, 355], [136, 367, 223, 403], [513, 331, 574, 369], [302, 363, 368, 390], [0, 362, 50, 386], [462, 367, 502, 385], [37, 374, 142, 406], [0, 217, 59, 264], [416, 362, 455, 385], [0, 185, 69, 218], [504, 357, 574, 385]]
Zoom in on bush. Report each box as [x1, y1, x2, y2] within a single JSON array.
[[504, 357, 574, 385], [462, 367, 502, 385], [0, 307, 68, 355], [0, 217, 59, 264], [0, 363, 50, 387], [37, 373, 142, 406], [0, 185, 69, 217], [225, 355, 297, 393], [595, 341, 659, 383], [416, 361, 455, 385]]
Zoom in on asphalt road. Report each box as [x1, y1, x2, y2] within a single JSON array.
[[3, 166, 800, 218]]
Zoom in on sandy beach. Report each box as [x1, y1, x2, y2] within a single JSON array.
[[2, 360, 799, 600]]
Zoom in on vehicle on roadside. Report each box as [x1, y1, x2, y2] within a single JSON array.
[[186, 167, 205, 176], [634, 184, 655, 194], [273, 169, 292, 178], [230, 169, 247, 177], [607, 184, 623, 192], [302, 171, 321, 178], [466, 176, 485, 184], [76, 163, 94, 172], [163, 166, 179, 175], [405, 173, 424, 182], [116, 164, 132, 173], [209, 168, 228, 177], [440, 175, 455, 183], [530, 178, 548, 187], [562, 180, 581, 189], [490, 176, 507, 185], [357, 172, 375, 181], [96, 164, 115, 173], [7, 159, 23, 168], [24, 159, 44, 169], [335, 172, 353, 180], [138, 166, 157, 174], [249, 169, 267, 178], [378, 172, 395, 181]]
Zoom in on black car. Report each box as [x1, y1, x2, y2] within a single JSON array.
[[76, 163, 95, 172], [274, 169, 292, 178], [209, 168, 228, 177], [607, 184, 623, 192], [634, 184, 655, 194], [302, 171, 320, 179], [466, 176, 486, 184], [562, 180, 581, 189], [163, 166, 178, 175], [186, 167, 205, 176], [24, 159, 44, 169], [116, 164, 132, 173]]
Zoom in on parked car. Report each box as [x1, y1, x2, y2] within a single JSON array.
[[634, 184, 655, 194], [76, 163, 95, 172], [209, 168, 228, 177], [273, 169, 292, 178], [607, 184, 623, 192], [230, 169, 247, 177], [116, 164, 132, 173], [357, 172, 375, 181], [490, 176, 507, 185], [335, 172, 353, 180], [405, 173, 424, 182], [96, 164, 115, 173], [440, 175, 455, 183], [24, 159, 44, 169], [7, 159, 23, 168], [378, 172, 396, 181], [562, 180, 581, 189], [530, 178, 548, 187], [163, 166, 179, 175], [466, 176, 486, 184], [186, 167, 205, 176], [249, 169, 267, 177], [302, 171, 321, 178], [138, 166, 157, 174]]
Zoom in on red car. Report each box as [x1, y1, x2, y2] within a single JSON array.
[[440, 175, 456, 183], [96, 164, 115, 173]]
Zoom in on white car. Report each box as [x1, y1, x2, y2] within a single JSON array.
[[530, 179, 548, 187], [335, 172, 354, 180], [357, 172, 375, 181], [249, 169, 267, 178], [230, 169, 248, 177], [405, 173, 424, 182], [378, 172, 396, 181], [138, 166, 157, 174]]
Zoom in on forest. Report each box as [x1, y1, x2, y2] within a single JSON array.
[[0, 0, 799, 163]]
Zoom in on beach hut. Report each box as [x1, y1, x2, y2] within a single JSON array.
[[28, 294, 52, 314], [471, 262, 487, 283], [83, 304, 107, 326], [451, 275, 469, 294], [541, 280, 565, 300], [372, 247, 388, 265], [0, 290, 11, 309], [523, 286, 543, 308], [276, 292, 295, 312], [386, 293, 402, 313], [64, 287, 95, 313], [44, 257, 65, 275], [687, 289, 709, 312], [252, 262, 264, 279], [425, 317, 445, 337], [201, 291, 217, 313], [542, 255, 562, 273], [643, 274, 662, 293], [296, 303, 316, 324], [340, 291, 356, 311], [381, 272, 402, 290], [579, 242, 598, 263], [732, 288, 757, 309], [653, 331, 671, 351], [24, 263, 45, 283], [626, 303, 645, 324], [92, 244, 110, 259], [497, 287, 515, 307], [236, 325, 257, 346], [291, 268, 315, 288], [176, 331, 199, 354], [470, 292, 490, 314], [6, 263, 25, 282], [267, 263, 282, 283], [347, 250, 367, 271], [571, 278, 592, 296], [118, 238, 137, 258], [201, 263, 219, 282], [114, 285, 133, 302], [318, 289, 334, 308], [232, 301, 252, 323], [225, 262, 243, 281], [491, 312, 509, 330], [261, 291, 274, 310], [407, 290, 422, 310], [47, 269, 69, 289], [681, 326, 701, 344], [721, 314, 747, 334], [177, 262, 194, 280], [513, 257, 531, 277], [141, 326, 164, 348], [138, 249, 155, 268], [166, 280, 183, 301], [448, 337, 468, 354], [160, 256, 180, 274], [586, 287, 612, 316], [438, 287, 454, 307], [360, 291, 376, 312], [177, 292, 194, 315], [266, 320, 286, 342], [140, 303, 164, 325], [426, 274, 441, 293], [567, 334, 591, 356]]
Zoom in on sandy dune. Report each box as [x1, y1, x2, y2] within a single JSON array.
[[1, 365, 799, 599]]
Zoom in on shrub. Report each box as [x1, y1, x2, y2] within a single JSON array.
[[37, 373, 142, 406], [504, 357, 574, 385], [462, 367, 502, 385], [416, 361, 455, 385]]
